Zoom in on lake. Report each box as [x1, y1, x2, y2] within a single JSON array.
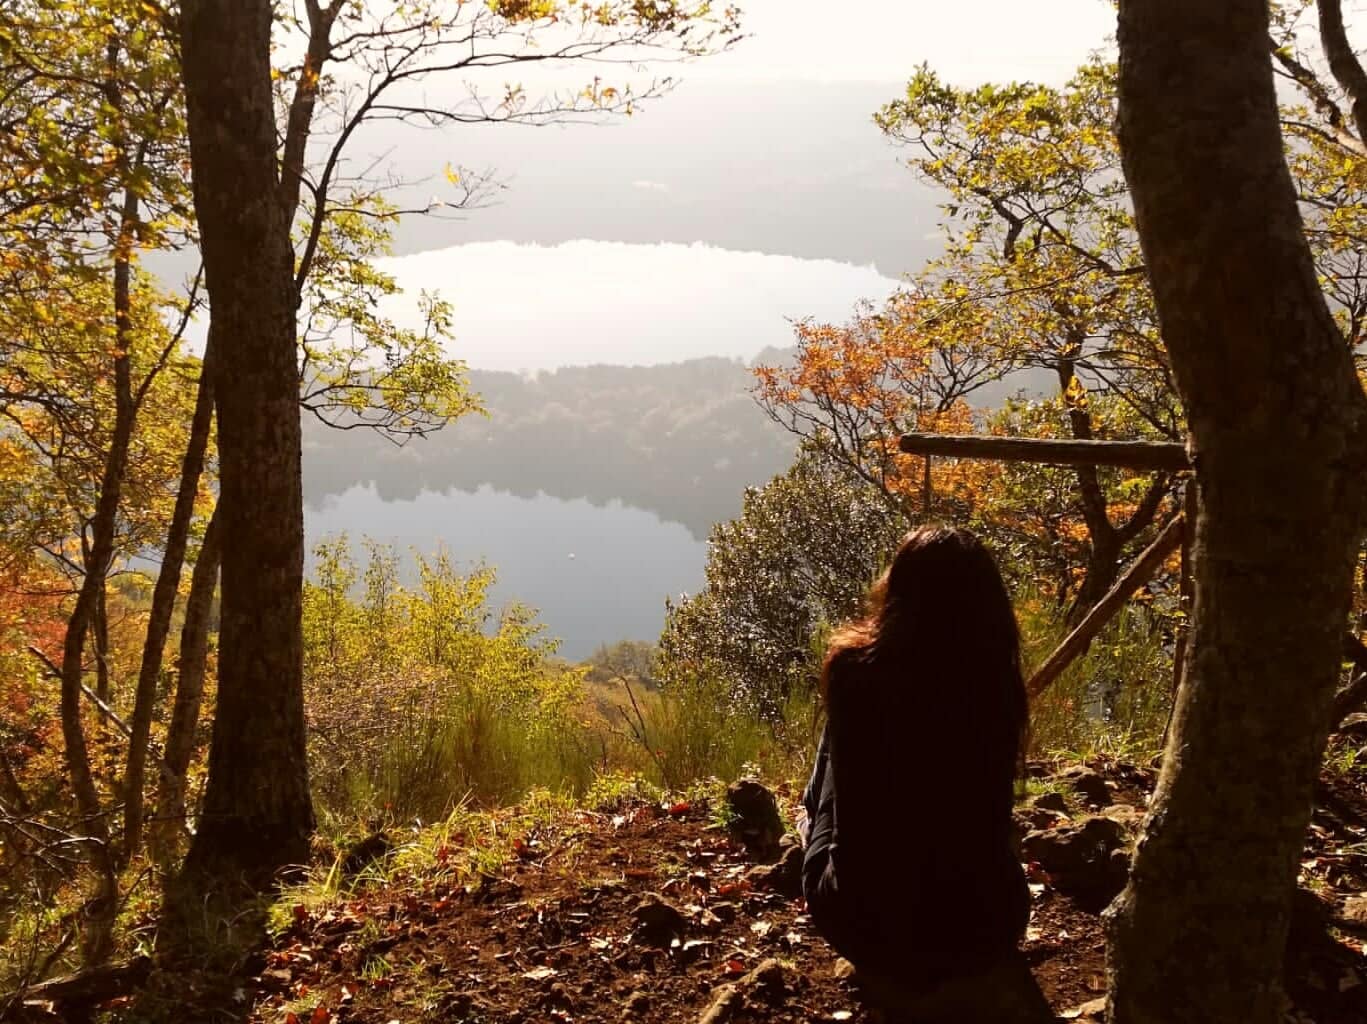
[[304, 483, 708, 661]]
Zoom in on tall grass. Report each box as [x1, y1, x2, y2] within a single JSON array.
[[1019, 593, 1175, 759]]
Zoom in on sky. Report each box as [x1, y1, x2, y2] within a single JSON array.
[[686, 0, 1116, 83], [352, 1, 1117, 370], [362, 0, 1117, 369]]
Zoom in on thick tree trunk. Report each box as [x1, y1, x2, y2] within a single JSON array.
[[122, 338, 215, 860], [149, 509, 219, 866], [1107, 3, 1367, 1022], [177, 0, 313, 889]]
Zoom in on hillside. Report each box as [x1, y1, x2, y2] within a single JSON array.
[[34, 756, 1366, 1023], [304, 358, 797, 540]]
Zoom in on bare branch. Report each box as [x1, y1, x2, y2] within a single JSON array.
[[1316, 0, 1367, 147]]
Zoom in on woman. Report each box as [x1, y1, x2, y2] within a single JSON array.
[[801, 525, 1048, 1022]]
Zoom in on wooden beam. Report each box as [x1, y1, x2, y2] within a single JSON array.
[[1027, 514, 1186, 697], [899, 433, 1191, 472]]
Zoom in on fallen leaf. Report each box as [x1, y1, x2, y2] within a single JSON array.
[[668, 801, 691, 816], [524, 966, 558, 982]]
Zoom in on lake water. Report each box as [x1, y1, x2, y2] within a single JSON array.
[[304, 484, 708, 661]]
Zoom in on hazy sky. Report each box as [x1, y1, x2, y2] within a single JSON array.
[[690, 0, 1115, 83], [359, 1, 1117, 369]]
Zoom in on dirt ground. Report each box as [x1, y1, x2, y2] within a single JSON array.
[[215, 760, 1367, 1024]]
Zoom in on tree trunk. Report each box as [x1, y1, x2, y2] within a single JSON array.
[[1107, 3, 1367, 1021], [149, 509, 219, 866], [59, 193, 140, 840], [122, 338, 215, 860], [1056, 355, 1123, 624], [176, 0, 313, 889]]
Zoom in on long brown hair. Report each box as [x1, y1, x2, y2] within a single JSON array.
[[821, 524, 1028, 767]]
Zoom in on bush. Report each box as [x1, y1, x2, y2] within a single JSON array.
[[304, 537, 598, 826]]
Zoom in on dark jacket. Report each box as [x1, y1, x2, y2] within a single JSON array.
[[801, 649, 1029, 979]]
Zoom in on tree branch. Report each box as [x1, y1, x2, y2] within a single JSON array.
[[1317, 0, 1367, 147]]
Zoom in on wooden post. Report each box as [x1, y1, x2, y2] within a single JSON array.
[[1170, 482, 1197, 696], [922, 455, 933, 516], [1026, 514, 1186, 697], [899, 432, 1191, 472]]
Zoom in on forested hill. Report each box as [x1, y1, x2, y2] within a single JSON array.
[[302, 355, 797, 539]]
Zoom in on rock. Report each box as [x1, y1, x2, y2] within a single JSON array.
[[1100, 803, 1144, 830], [698, 983, 743, 1024], [832, 958, 857, 981], [631, 893, 688, 945], [708, 901, 738, 922], [726, 779, 785, 858], [1031, 791, 1070, 814], [745, 835, 803, 896], [1340, 894, 1367, 927], [697, 959, 788, 1022], [1056, 765, 1113, 807], [623, 990, 651, 1017], [1022, 815, 1129, 910], [1061, 995, 1108, 1021], [340, 831, 392, 875], [742, 958, 787, 1001]]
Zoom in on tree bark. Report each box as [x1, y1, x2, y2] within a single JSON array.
[[59, 188, 141, 842], [121, 337, 215, 860], [1107, 2, 1367, 1021], [149, 509, 219, 865], [177, 0, 313, 889]]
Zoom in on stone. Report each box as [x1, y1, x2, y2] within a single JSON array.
[[695, 959, 787, 1023], [631, 893, 688, 946], [340, 831, 392, 875], [742, 958, 787, 1001], [1340, 894, 1367, 927], [697, 983, 744, 1024], [1031, 791, 1070, 815], [1061, 996, 1108, 1021], [745, 836, 803, 896], [1056, 765, 1113, 807], [1021, 816, 1129, 910], [726, 779, 785, 858], [623, 990, 651, 1017], [832, 958, 857, 981], [1099, 804, 1144, 830]]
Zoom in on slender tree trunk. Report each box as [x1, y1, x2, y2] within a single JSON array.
[[1107, 3, 1367, 1021], [150, 509, 220, 866], [122, 337, 215, 860], [61, 191, 140, 965], [1056, 355, 1124, 623], [176, 0, 313, 889], [93, 584, 110, 709], [60, 201, 140, 835]]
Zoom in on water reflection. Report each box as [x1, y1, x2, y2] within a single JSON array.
[[304, 483, 707, 660]]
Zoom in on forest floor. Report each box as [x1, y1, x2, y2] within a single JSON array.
[[30, 755, 1367, 1024]]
